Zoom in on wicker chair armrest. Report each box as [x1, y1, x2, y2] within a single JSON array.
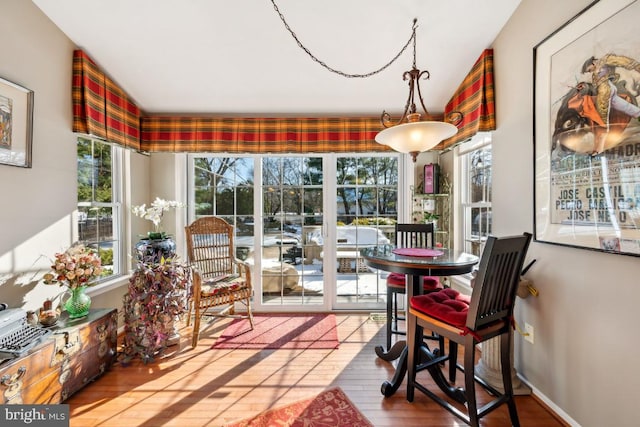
[[234, 258, 252, 290], [189, 266, 203, 305]]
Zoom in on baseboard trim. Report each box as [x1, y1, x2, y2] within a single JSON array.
[[517, 374, 580, 427]]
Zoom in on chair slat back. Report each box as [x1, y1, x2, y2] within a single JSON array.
[[395, 223, 435, 249], [466, 233, 532, 330], [185, 217, 236, 279]]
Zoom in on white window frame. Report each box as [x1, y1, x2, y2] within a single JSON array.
[[77, 136, 125, 290], [457, 133, 492, 256]]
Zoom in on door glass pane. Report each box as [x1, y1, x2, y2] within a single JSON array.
[[261, 157, 323, 306], [193, 156, 256, 262], [334, 156, 398, 308]]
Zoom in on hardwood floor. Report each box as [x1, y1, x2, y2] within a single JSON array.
[[66, 313, 566, 426]]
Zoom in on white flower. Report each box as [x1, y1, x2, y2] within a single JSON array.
[[132, 198, 184, 232], [132, 204, 147, 218]]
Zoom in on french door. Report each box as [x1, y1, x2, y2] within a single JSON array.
[[189, 153, 402, 311]]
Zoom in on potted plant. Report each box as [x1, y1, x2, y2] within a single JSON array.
[[124, 197, 189, 364], [121, 258, 190, 364], [423, 212, 440, 225], [132, 197, 184, 263]]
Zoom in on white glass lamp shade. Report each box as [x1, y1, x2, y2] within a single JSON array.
[[375, 121, 458, 161]]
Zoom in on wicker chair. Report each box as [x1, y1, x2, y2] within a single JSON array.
[[184, 216, 254, 348]]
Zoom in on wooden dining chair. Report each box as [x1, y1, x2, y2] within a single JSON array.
[[184, 216, 254, 348], [406, 232, 531, 427], [385, 223, 444, 351]]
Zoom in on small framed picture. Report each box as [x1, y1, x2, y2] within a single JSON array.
[[0, 76, 34, 168], [422, 199, 435, 211], [423, 163, 439, 194]]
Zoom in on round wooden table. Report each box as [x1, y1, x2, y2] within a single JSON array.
[[361, 244, 479, 398]]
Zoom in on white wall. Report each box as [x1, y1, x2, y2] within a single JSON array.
[[494, 1, 640, 426], [0, 0, 79, 310], [146, 152, 189, 259], [0, 0, 149, 317]]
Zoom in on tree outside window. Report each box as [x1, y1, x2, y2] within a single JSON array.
[[77, 137, 122, 280], [460, 134, 492, 256]]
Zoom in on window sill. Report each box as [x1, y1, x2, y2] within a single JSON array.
[[87, 275, 130, 297]]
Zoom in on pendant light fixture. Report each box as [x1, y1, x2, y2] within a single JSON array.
[[375, 19, 459, 162], [270, 3, 460, 161]]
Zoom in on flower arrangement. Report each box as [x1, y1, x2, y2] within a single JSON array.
[[132, 197, 184, 239], [121, 258, 190, 364], [43, 243, 103, 290]]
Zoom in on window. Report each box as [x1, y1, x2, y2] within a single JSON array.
[[192, 156, 255, 248], [336, 156, 398, 225], [189, 153, 401, 311], [77, 137, 123, 282], [459, 133, 492, 256]]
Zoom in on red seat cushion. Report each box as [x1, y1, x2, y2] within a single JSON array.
[[386, 272, 442, 292], [410, 288, 471, 327]]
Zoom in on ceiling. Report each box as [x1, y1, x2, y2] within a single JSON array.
[[32, 0, 521, 116]]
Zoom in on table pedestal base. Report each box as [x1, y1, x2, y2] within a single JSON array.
[[375, 340, 466, 403], [375, 341, 407, 397]]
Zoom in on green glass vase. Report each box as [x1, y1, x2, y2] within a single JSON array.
[[64, 286, 91, 319]]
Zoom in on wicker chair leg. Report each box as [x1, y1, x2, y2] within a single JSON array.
[[228, 296, 236, 315], [191, 309, 201, 348], [245, 296, 254, 329]]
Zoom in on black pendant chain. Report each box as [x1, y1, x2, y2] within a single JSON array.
[[269, 0, 416, 79]]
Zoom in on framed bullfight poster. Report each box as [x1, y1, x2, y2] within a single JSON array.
[[534, 0, 640, 256]]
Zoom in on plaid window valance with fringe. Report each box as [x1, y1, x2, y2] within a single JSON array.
[[72, 49, 494, 154], [72, 50, 141, 150], [439, 49, 496, 150], [140, 116, 386, 153], [71, 50, 387, 154]]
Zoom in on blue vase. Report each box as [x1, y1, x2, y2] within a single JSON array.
[[135, 237, 177, 264]]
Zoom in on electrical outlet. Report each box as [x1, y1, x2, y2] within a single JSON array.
[[524, 322, 534, 344]]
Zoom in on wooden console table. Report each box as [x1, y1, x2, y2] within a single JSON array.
[[0, 308, 117, 404]]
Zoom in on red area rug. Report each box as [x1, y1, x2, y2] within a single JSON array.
[[211, 313, 339, 350], [225, 387, 373, 427]]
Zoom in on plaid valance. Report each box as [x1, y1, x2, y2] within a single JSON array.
[[72, 50, 106, 139], [438, 49, 495, 149], [140, 116, 388, 153], [72, 51, 387, 154], [73, 49, 492, 155], [72, 50, 141, 150]]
